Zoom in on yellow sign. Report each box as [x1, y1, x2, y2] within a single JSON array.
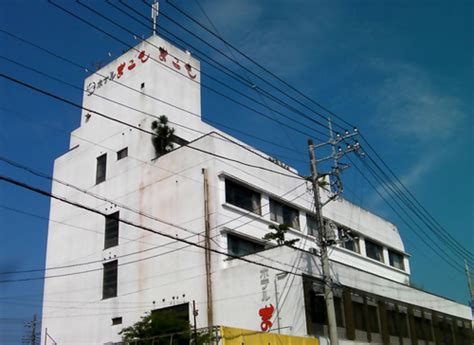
[[220, 326, 319, 345]]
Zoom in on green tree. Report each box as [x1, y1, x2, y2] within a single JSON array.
[[151, 115, 175, 156], [262, 223, 299, 247], [120, 311, 214, 345]]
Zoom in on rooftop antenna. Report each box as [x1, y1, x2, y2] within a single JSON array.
[[151, 0, 159, 35]]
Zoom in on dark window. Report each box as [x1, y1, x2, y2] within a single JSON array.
[[96, 153, 107, 184], [117, 147, 128, 160], [388, 250, 405, 270], [225, 179, 261, 214], [306, 215, 317, 236], [334, 296, 344, 327], [353, 301, 366, 330], [368, 305, 379, 333], [227, 234, 264, 257], [151, 304, 189, 344], [338, 228, 360, 253], [270, 198, 300, 230], [112, 317, 122, 325], [365, 240, 384, 262], [387, 307, 409, 337], [102, 260, 118, 299], [104, 212, 119, 249], [399, 312, 409, 337]]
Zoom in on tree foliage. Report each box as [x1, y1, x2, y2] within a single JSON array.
[[262, 223, 299, 247], [120, 311, 214, 345], [151, 115, 175, 156]]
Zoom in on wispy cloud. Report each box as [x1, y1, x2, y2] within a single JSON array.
[[368, 60, 466, 141]]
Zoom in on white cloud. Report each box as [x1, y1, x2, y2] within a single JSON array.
[[368, 60, 466, 141]]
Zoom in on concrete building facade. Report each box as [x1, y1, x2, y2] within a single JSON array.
[[41, 35, 472, 345]]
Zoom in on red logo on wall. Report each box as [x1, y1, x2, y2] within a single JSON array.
[[258, 304, 274, 331], [85, 45, 197, 97]]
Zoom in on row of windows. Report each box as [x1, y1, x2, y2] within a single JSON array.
[[304, 277, 472, 344], [224, 179, 406, 271], [95, 147, 128, 184]]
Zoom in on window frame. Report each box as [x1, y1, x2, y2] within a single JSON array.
[[104, 211, 119, 249], [269, 198, 300, 230], [96, 153, 107, 185], [227, 233, 265, 258], [102, 260, 118, 299], [337, 227, 360, 253], [388, 249, 405, 271], [365, 239, 384, 263], [116, 147, 128, 160], [225, 179, 261, 215]]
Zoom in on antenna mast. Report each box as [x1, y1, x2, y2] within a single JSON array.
[[151, 0, 159, 35]]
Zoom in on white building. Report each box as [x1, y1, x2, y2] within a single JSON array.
[[41, 34, 472, 345]]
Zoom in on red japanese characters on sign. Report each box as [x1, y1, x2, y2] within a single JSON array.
[[259, 304, 274, 331], [258, 268, 274, 332], [85, 45, 198, 97]]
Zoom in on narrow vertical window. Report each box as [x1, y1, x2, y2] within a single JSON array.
[[117, 147, 128, 160], [96, 153, 107, 184], [104, 212, 119, 249], [103, 260, 118, 299]]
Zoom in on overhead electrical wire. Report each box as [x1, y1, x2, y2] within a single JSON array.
[[0, 175, 311, 282], [157, 0, 472, 264], [48, 0, 328, 142], [1, 0, 467, 283], [0, 72, 304, 180], [106, 0, 332, 137], [345, 155, 465, 274]]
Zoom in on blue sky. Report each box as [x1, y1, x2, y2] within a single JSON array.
[[0, 0, 473, 343]]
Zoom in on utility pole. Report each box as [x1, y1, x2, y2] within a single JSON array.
[[465, 260, 474, 314], [307, 123, 361, 345], [202, 168, 214, 331], [308, 139, 339, 344], [192, 300, 198, 345], [23, 314, 38, 345]]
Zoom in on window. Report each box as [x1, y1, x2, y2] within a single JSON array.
[[104, 212, 119, 249], [270, 199, 300, 230], [368, 305, 379, 333], [227, 233, 264, 257], [102, 260, 118, 299], [225, 179, 261, 214], [306, 215, 318, 237], [388, 250, 405, 270], [338, 228, 360, 253], [112, 317, 122, 325], [117, 147, 128, 160], [353, 301, 366, 330], [365, 239, 384, 262], [96, 153, 107, 184]]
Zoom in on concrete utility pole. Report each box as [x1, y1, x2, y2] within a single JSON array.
[[465, 260, 474, 312], [308, 139, 339, 345]]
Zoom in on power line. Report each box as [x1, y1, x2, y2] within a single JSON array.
[[360, 151, 473, 265], [164, 0, 354, 130], [160, 0, 471, 267], [48, 0, 328, 142], [345, 155, 464, 275], [106, 0, 333, 137], [0, 72, 304, 180], [0, 175, 308, 282]]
